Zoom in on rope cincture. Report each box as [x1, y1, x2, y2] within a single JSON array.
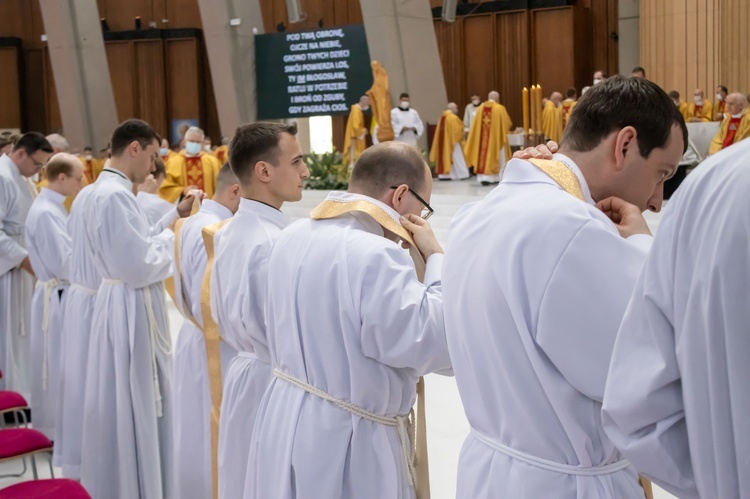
[[273, 368, 417, 487], [102, 279, 172, 418], [40, 278, 68, 391]]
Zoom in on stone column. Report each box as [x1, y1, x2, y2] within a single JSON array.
[[38, 0, 119, 150], [197, 0, 264, 138]]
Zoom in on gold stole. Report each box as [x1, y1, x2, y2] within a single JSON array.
[[310, 198, 430, 498], [164, 218, 202, 330], [527, 159, 654, 499], [200, 218, 232, 499]]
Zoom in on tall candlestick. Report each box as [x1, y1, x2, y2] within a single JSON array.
[[522, 87, 530, 134], [530, 86, 536, 134], [536, 84, 543, 134]]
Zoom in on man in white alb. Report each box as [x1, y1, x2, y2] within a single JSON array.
[[137, 157, 177, 225], [463, 93, 481, 134], [0, 133, 53, 396], [80, 119, 196, 498], [209, 122, 309, 499], [25, 153, 83, 440], [443, 76, 687, 498], [602, 138, 750, 499], [245, 141, 451, 499], [172, 163, 240, 499], [391, 92, 424, 148]]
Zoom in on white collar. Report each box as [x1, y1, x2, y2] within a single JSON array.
[[238, 197, 289, 228], [551, 153, 595, 205], [100, 167, 133, 190], [39, 186, 67, 205], [200, 199, 233, 220]]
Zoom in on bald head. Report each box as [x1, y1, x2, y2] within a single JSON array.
[[550, 92, 563, 105], [447, 102, 459, 114], [488, 91, 499, 103], [726, 92, 748, 115], [349, 142, 429, 199], [45, 152, 84, 197], [185, 126, 205, 143]]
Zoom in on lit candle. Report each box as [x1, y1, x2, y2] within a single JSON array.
[[536, 84, 543, 134], [522, 87, 530, 134], [530, 86, 536, 134]]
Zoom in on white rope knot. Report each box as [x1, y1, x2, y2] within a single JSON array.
[[273, 368, 417, 487]]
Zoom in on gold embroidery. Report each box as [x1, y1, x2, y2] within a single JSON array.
[[528, 159, 585, 201]]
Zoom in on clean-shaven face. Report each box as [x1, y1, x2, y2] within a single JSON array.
[[268, 133, 309, 202]]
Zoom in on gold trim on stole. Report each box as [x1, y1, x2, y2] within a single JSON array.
[[200, 218, 232, 499], [527, 159, 585, 201], [310, 198, 431, 498], [165, 218, 202, 330]]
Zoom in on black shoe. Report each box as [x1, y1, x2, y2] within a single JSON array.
[[481, 181, 491, 186]]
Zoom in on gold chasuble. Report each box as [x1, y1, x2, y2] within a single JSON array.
[[709, 109, 750, 155], [714, 100, 727, 121], [429, 110, 465, 176], [213, 145, 228, 165], [366, 61, 394, 144], [161, 150, 177, 164], [343, 105, 367, 166], [687, 101, 714, 122], [561, 99, 577, 128], [528, 158, 654, 499], [160, 151, 222, 203], [542, 101, 564, 143], [679, 101, 690, 121], [80, 157, 103, 183], [310, 195, 430, 498], [464, 101, 511, 176]]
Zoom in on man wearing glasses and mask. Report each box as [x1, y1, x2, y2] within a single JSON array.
[[246, 141, 450, 499], [0, 132, 53, 397]]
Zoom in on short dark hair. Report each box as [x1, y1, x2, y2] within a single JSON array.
[[228, 122, 298, 185], [216, 162, 239, 191], [718, 85, 728, 94], [562, 76, 688, 157], [13, 132, 53, 155], [110, 119, 161, 157], [594, 70, 608, 78], [152, 157, 166, 179], [668, 90, 681, 100], [83, 146, 93, 153], [632, 66, 646, 77], [349, 142, 426, 197], [566, 87, 577, 98], [399, 93, 409, 100], [45, 155, 76, 181]]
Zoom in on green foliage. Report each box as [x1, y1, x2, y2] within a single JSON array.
[[304, 149, 350, 190]]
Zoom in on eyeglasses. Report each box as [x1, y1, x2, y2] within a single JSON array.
[[390, 185, 434, 220]]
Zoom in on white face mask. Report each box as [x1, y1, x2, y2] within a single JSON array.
[[593, 78, 602, 85], [472, 99, 481, 106], [159, 147, 169, 156], [694, 96, 703, 105], [85, 154, 93, 161], [360, 105, 369, 112], [185, 141, 202, 155], [399, 101, 410, 110], [204, 144, 212, 152], [716, 93, 724, 101]]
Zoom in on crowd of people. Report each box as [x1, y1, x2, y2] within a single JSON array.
[[0, 75, 747, 499]]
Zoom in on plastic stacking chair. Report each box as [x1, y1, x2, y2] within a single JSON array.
[[0, 391, 29, 428], [0, 429, 54, 479], [0, 478, 90, 498]]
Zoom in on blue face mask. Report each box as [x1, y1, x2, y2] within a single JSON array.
[[159, 148, 169, 156], [185, 141, 202, 155]]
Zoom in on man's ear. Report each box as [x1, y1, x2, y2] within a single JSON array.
[[614, 126, 638, 171]]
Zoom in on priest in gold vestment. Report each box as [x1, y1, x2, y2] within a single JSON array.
[[160, 126, 222, 203], [561, 88, 577, 128], [430, 103, 470, 180], [343, 95, 370, 167], [708, 93, 750, 155], [542, 92, 564, 143], [464, 91, 512, 185]]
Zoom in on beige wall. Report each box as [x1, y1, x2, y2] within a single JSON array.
[[641, 0, 749, 101]]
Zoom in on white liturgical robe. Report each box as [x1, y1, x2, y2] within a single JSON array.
[[80, 168, 178, 499], [602, 139, 750, 499], [210, 197, 289, 499], [54, 184, 100, 478], [245, 192, 451, 499], [25, 187, 71, 439], [172, 199, 233, 499], [0, 153, 34, 397], [138, 190, 177, 226], [391, 107, 424, 148], [443, 155, 652, 498]]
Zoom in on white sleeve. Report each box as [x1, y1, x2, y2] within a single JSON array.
[[413, 110, 424, 138], [0, 179, 27, 275], [391, 108, 404, 137], [28, 211, 71, 281]]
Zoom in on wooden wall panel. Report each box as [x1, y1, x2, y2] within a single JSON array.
[[23, 49, 48, 133], [106, 42, 136, 122], [165, 38, 203, 143], [260, 0, 362, 33], [463, 16, 495, 104], [433, 18, 464, 105], [44, 48, 62, 133], [134, 40, 167, 136], [0, 47, 22, 129], [495, 11, 529, 129], [533, 8, 575, 98], [98, 0, 202, 30]]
